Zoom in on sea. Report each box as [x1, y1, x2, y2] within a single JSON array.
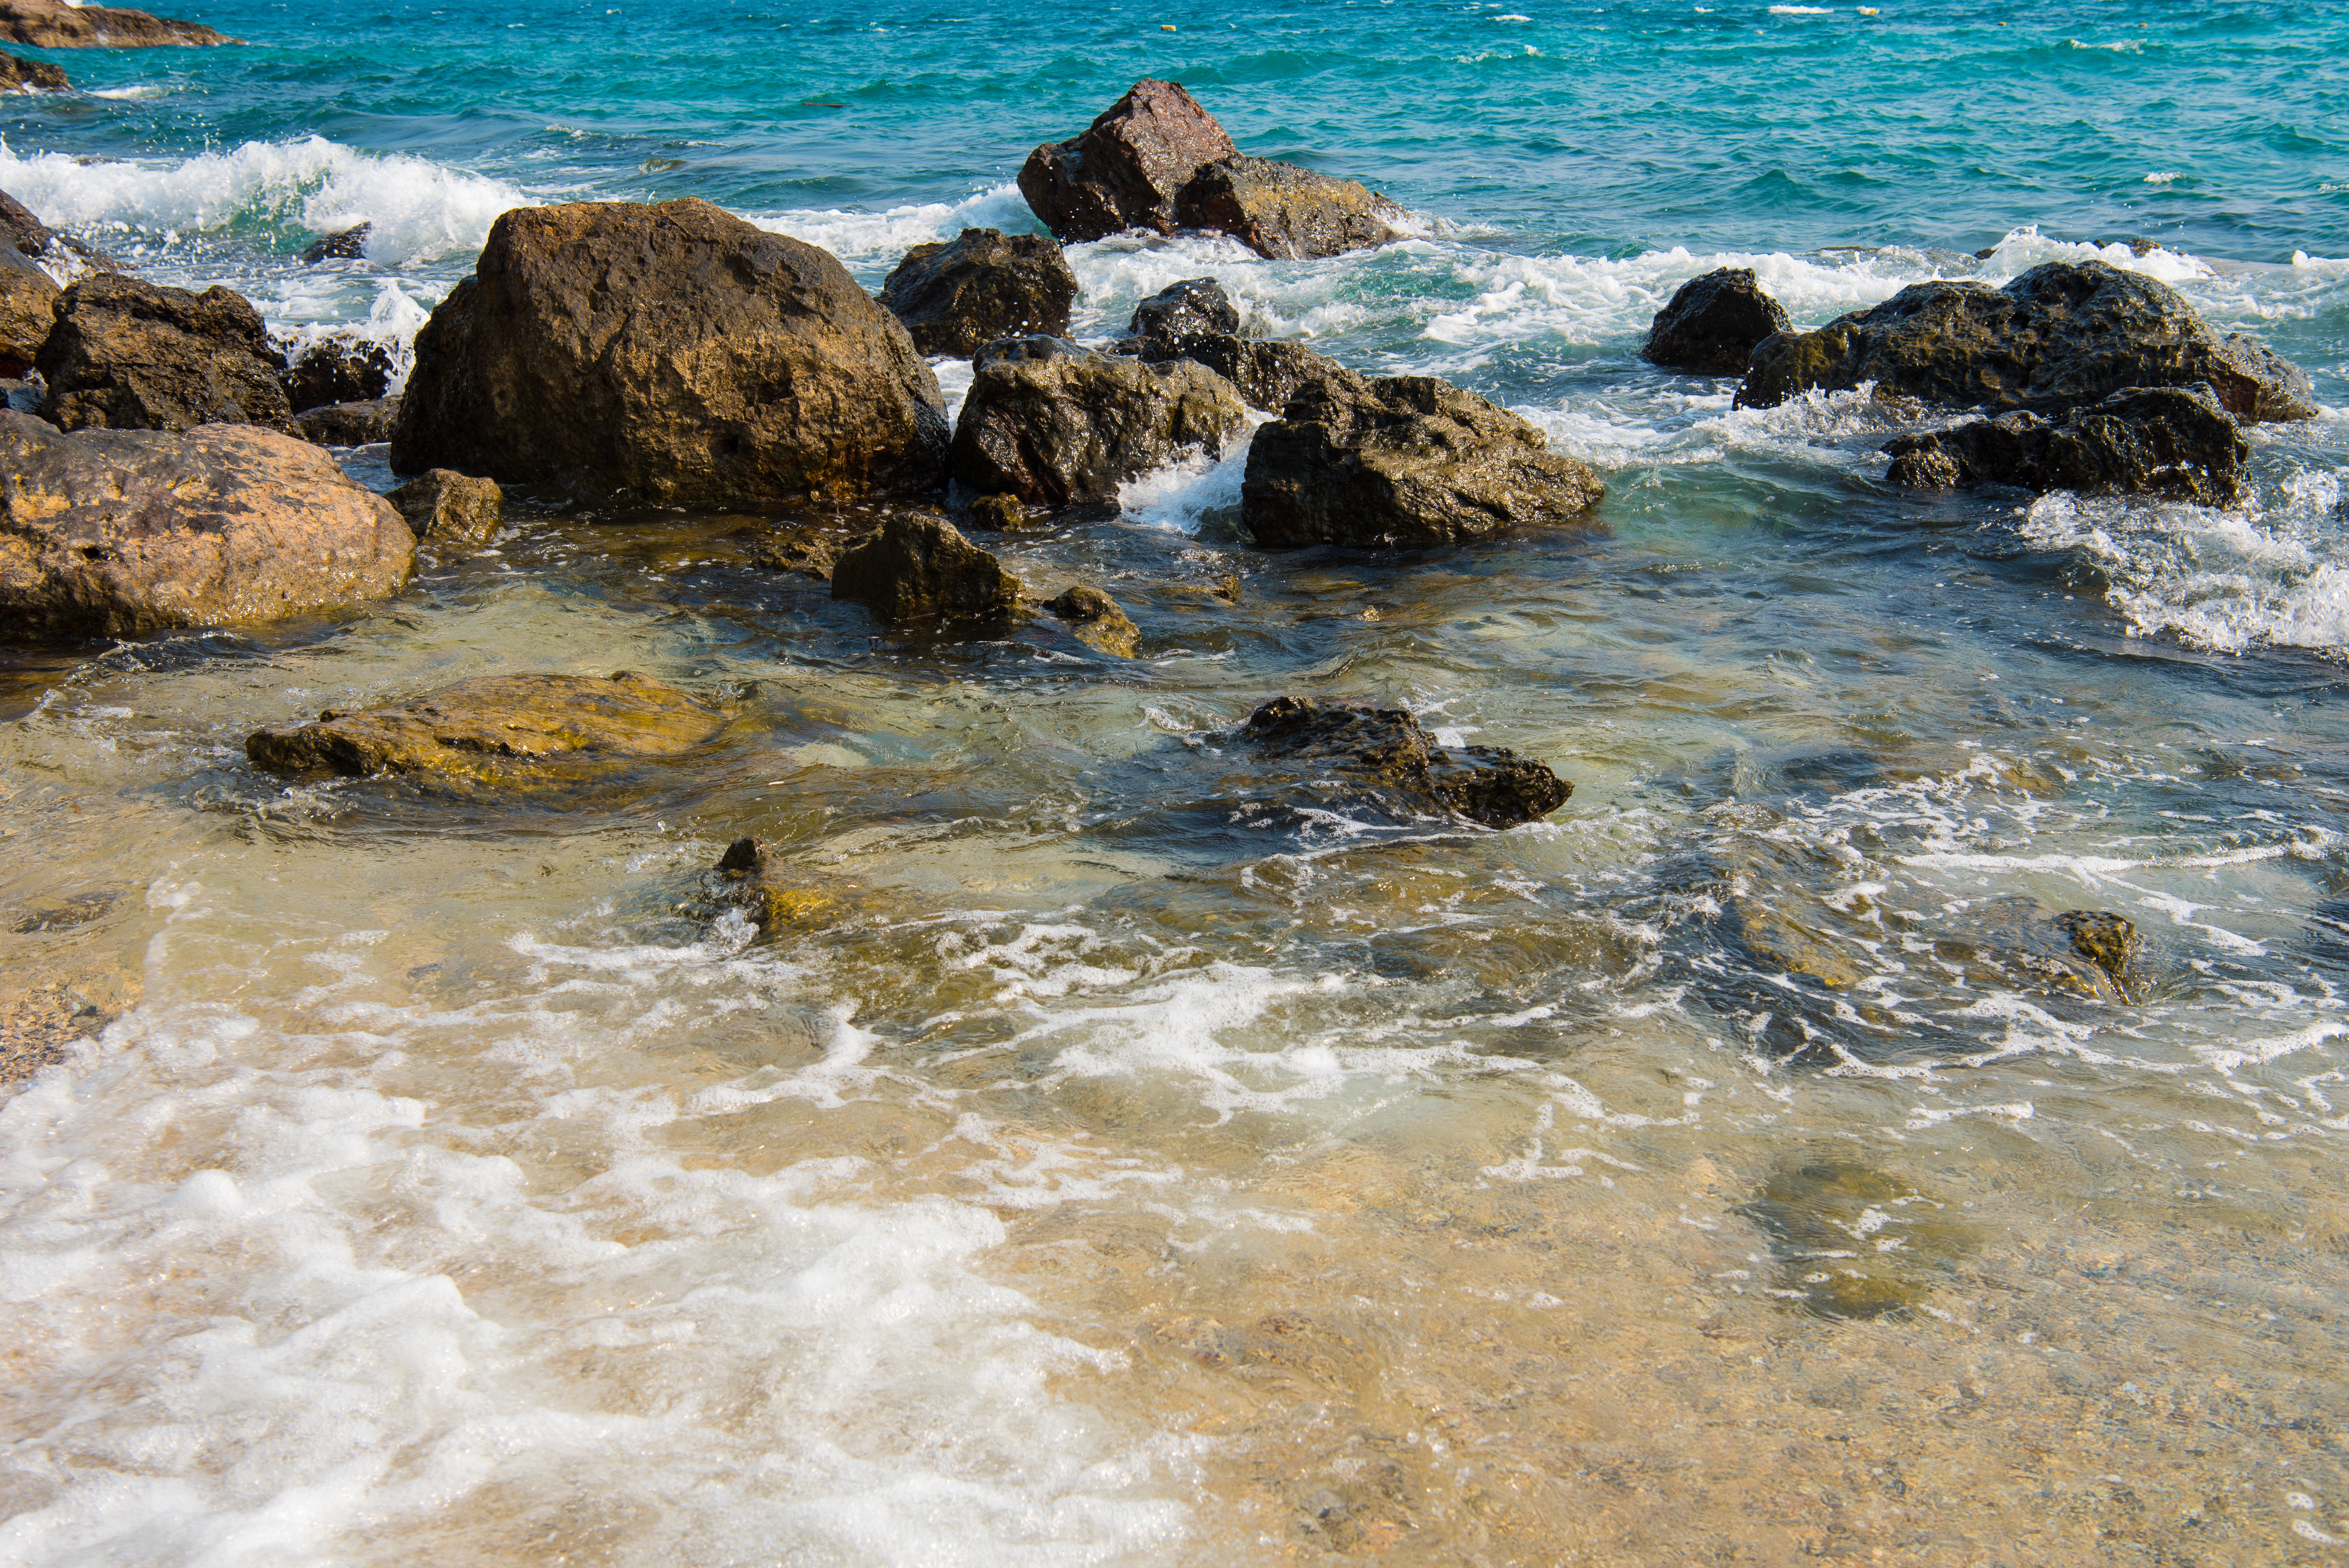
[[0, 1, 2345, 1563]]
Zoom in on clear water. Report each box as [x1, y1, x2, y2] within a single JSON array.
[[2, 3, 2347, 1564]]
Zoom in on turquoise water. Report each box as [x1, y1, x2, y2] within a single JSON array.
[[2, 4, 2349, 1565]]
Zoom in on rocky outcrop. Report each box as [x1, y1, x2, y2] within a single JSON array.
[[1242, 374, 1604, 548], [36, 274, 293, 433], [1642, 267, 1791, 375], [389, 469, 502, 551], [951, 337, 1247, 508], [831, 513, 1021, 625], [1885, 384, 2247, 503], [1125, 277, 1239, 345], [1044, 584, 1139, 657], [391, 199, 949, 508], [301, 224, 369, 264], [0, 0, 235, 46], [1117, 276, 1347, 413], [1739, 259, 2315, 422], [281, 337, 391, 411], [245, 672, 726, 788], [1237, 697, 1571, 829], [1172, 156, 1403, 262], [0, 50, 64, 87], [0, 412, 413, 639], [876, 228, 1078, 358], [295, 398, 398, 447], [0, 247, 55, 378]]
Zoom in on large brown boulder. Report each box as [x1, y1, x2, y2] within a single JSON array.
[[1738, 259, 2315, 422], [831, 513, 1020, 626], [390, 199, 950, 508], [1017, 79, 1238, 243], [36, 274, 293, 433], [0, 247, 55, 378], [1241, 374, 1604, 549], [0, 50, 63, 87], [876, 228, 1078, 358], [1884, 384, 2247, 504], [1642, 267, 1791, 375], [0, 0, 234, 46], [1172, 156, 1402, 262], [0, 411, 413, 640], [951, 337, 1247, 508], [1237, 697, 1571, 829]]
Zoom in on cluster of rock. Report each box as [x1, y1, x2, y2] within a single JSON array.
[[0, 0, 234, 47]]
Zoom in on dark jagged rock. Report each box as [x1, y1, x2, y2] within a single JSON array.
[[1171, 155, 1403, 262], [951, 341, 1246, 508], [300, 223, 370, 264], [0, 0, 233, 46], [1885, 384, 2247, 504], [1141, 333, 1350, 414], [0, 188, 113, 272], [281, 336, 392, 412], [0, 411, 413, 640], [1044, 583, 1139, 657], [0, 50, 63, 87], [1238, 697, 1571, 829], [831, 513, 1021, 625], [391, 199, 948, 508], [245, 672, 726, 788], [1126, 276, 1239, 345], [1017, 78, 1239, 243], [1642, 267, 1791, 375], [0, 246, 55, 377], [295, 398, 398, 447], [876, 228, 1078, 358], [1739, 259, 2315, 423], [36, 274, 292, 433], [1242, 373, 1604, 548], [389, 469, 502, 550], [966, 492, 1032, 531]]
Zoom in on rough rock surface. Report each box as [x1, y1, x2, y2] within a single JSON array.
[[37, 274, 293, 433], [281, 336, 391, 411], [246, 672, 726, 788], [1141, 333, 1349, 414], [0, 410, 413, 639], [876, 228, 1078, 358], [951, 340, 1247, 507], [0, 246, 55, 377], [391, 198, 949, 508], [1885, 384, 2247, 503], [0, 188, 110, 271], [1930, 898, 2140, 1004], [1739, 259, 2315, 422], [1044, 583, 1140, 658], [0, 0, 235, 46], [965, 492, 1032, 531], [1126, 276, 1240, 345], [389, 469, 503, 549], [301, 224, 370, 264], [1642, 267, 1792, 375], [0, 50, 64, 87], [747, 522, 864, 581], [1018, 78, 1238, 243], [1238, 696, 1571, 829], [1242, 374, 1605, 548], [831, 513, 1021, 625], [295, 398, 398, 447], [711, 837, 846, 935], [1172, 155, 1403, 261]]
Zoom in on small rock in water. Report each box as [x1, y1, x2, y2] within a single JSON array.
[[831, 512, 1021, 625], [1017, 78, 1240, 242], [281, 336, 392, 412], [388, 468, 503, 550], [1239, 696, 1570, 828], [1739, 1160, 1976, 1321], [711, 836, 845, 935], [1641, 267, 1793, 376], [1884, 383, 2247, 504], [1932, 896, 2140, 1003], [1044, 583, 1141, 657], [747, 524, 861, 581], [295, 397, 399, 447], [950, 340, 1246, 508], [299, 223, 371, 264], [1125, 276, 1240, 346], [965, 492, 1032, 531], [876, 227, 1078, 358], [38, 274, 294, 433], [0, 50, 64, 89], [2055, 910, 2138, 987]]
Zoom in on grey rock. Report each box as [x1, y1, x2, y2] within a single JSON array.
[[877, 228, 1078, 358], [1884, 384, 2247, 504], [1642, 267, 1792, 375], [951, 343, 1247, 508]]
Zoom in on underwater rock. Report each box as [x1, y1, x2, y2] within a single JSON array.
[[0, 0, 236, 47], [1044, 583, 1140, 658], [391, 199, 949, 508], [1241, 373, 1604, 548], [0, 411, 413, 639], [1171, 153, 1403, 261], [1932, 898, 2139, 1003], [1739, 1160, 1975, 1321], [1238, 696, 1571, 829], [747, 523, 861, 581], [711, 836, 846, 935], [1739, 259, 2315, 422], [300, 223, 370, 264], [245, 672, 727, 787], [831, 512, 1021, 625], [280, 335, 391, 412], [1017, 78, 1239, 243], [388, 468, 502, 551], [1642, 267, 1792, 375], [1123, 276, 1240, 346], [950, 339, 1246, 507], [294, 397, 399, 447], [37, 274, 294, 433], [0, 50, 64, 87], [0, 246, 55, 378], [1884, 383, 2246, 504], [876, 228, 1078, 358]]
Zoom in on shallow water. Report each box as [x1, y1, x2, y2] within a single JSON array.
[[4, 1, 2349, 1564]]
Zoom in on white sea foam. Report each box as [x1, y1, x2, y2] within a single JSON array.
[[1116, 422, 1260, 533], [272, 279, 440, 394], [750, 182, 1039, 262]]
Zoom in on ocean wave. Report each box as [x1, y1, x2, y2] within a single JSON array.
[[750, 182, 1038, 262]]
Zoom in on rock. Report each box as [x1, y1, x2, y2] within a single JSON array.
[[1930, 896, 2139, 1003], [2054, 909, 2137, 989], [0, 50, 64, 88], [1238, 696, 1570, 829], [0, 411, 413, 640], [281, 336, 392, 412], [711, 836, 845, 935], [1738, 1161, 1975, 1321], [36, 274, 292, 433], [1018, 78, 1238, 243], [1641, 267, 1792, 375], [747, 522, 868, 581], [1884, 384, 2247, 504], [390, 198, 948, 508], [1738, 259, 2316, 422], [876, 228, 1078, 358], [0, 246, 56, 378], [950, 340, 1247, 508], [831, 513, 1021, 625], [1171, 155, 1403, 261], [1044, 583, 1140, 657], [966, 492, 1032, 531], [388, 469, 502, 550], [246, 672, 726, 788], [300, 223, 370, 264], [1139, 332, 1349, 414], [0, 0, 235, 46], [1241, 374, 1604, 548], [1126, 276, 1240, 345], [294, 397, 399, 447], [0, 188, 113, 271]]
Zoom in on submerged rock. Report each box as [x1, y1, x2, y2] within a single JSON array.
[[1238, 696, 1571, 829], [1884, 383, 2246, 503], [0, 246, 55, 378], [300, 223, 370, 264], [711, 836, 846, 935], [389, 469, 502, 551], [0, 0, 236, 47], [281, 336, 391, 412], [1241, 374, 1604, 548], [1171, 154, 1403, 262], [950, 340, 1247, 508], [876, 228, 1078, 358], [1017, 78, 1239, 243], [1739, 259, 2315, 422], [1044, 583, 1140, 657], [1739, 1160, 1975, 1321], [965, 492, 1032, 531], [1932, 897, 2140, 1003], [295, 397, 399, 447], [0, 411, 413, 640], [391, 199, 949, 508], [37, 274, 293, 433], [1642, 267, 1792, 375], [831, 513, 1021, 625], [0, 50, 64, 88], [245, 672, 727, 788]]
